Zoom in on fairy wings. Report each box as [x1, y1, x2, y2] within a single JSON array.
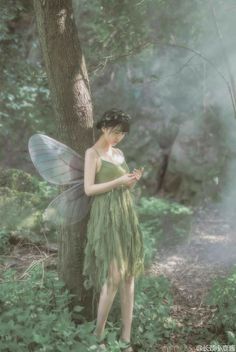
[[28, 134, 93, 226]]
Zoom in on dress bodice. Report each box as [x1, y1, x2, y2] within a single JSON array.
[[93, 148, 130, 184]]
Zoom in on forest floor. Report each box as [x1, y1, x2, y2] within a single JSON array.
[[2, 200, 236, 352], [148, 199, 236, 352]]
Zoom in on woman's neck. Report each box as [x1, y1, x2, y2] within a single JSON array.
[[94, 137, 113, 154]]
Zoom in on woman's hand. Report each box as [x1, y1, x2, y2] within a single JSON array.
[[118, 168, 144, 188], [118, 173, 137, 187], [125, 167, 144, 189]]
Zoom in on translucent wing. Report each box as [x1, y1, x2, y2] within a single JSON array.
[[28, 134, 84, 185], [43, 182, 93, 226], [28, 133, 92, 225]]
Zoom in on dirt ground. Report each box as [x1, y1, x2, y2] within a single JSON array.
[[149, 200, 236, 351]]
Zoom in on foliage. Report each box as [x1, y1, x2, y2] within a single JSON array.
[[74, 0, 205, 72], [204, 266, 236, 344], [137, 196, 192, 258], [0, 59, 53, 167], [0, 227, 11, 256], [0, 265, 94, 351], [0, 0, 31, 41], [0, 169, 58, 251], [0, 0, 54, 167], [132, 275, 176, 351], [73, 0, 150, 70], [0, 168, 40, 193], [0, 263, 176, 352]]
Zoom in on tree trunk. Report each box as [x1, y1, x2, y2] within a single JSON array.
[[33, 0, 95, 319]]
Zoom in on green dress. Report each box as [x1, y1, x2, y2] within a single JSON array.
[[83, 148, 144, 294]]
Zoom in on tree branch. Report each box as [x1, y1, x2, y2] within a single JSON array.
[[89, 39, 236, 119]]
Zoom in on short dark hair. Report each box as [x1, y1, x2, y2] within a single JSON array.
[[95, 109, 131, 133]]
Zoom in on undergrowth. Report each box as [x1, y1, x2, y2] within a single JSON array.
[[204, 265, 236, 347], [0, 263, 175, 351]]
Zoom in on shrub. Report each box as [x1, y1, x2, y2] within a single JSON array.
[[137, 196, 193, 251], [0, 177, 58, 248], [132, 275, 176, 351], [0, 169, 40, 193], [0, 265, 100, 351], [204, 266, 236, 342]]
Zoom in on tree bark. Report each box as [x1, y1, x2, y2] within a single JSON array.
[[33, 0, 95, 319]]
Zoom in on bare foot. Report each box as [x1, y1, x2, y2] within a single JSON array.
[[93, 331, 107, 351], [119, 339, 134, 352]]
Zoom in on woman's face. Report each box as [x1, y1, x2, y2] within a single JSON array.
[[102, 125, 127, 145]]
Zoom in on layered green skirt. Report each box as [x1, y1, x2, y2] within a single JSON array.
[[83, 187, 144, 293]]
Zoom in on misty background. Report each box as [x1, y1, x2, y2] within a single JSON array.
[[2, 0, 236, 213]]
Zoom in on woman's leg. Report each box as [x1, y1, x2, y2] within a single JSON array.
[[119, 275, 135, 342], [94, 259, 121, 338]]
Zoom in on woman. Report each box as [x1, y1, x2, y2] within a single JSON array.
[[83, 109, 145, 352]]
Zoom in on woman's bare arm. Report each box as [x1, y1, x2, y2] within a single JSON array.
[[84, 148, 123, 196]]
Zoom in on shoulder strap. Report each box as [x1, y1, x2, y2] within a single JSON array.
[[93, 147, 101, 157]]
